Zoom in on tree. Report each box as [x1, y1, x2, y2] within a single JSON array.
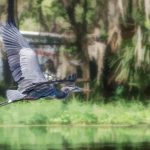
[[61, 0, 109, 90], [107, 0, 150, 98]]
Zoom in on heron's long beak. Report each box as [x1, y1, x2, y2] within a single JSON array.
[[81, 88, 92, 93]]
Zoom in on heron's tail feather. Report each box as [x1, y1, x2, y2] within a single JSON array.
[[6, 90, 25, 103]]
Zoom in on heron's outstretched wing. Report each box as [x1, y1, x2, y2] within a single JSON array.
[[2, 23, 47, 89]]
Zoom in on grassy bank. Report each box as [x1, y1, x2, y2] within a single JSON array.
[[0, 97, 150, 126]]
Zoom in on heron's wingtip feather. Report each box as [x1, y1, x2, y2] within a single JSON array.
[[6, 90, 25, 102]]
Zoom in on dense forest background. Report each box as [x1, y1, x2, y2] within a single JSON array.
[[0, 0, 150, 100]]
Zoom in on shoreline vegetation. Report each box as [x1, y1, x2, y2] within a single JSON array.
[[0, 97, 150, 126]]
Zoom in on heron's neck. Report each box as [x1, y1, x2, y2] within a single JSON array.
[[55, 90, 69, 99]]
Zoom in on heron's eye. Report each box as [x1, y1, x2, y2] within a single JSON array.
[[64, 88, 69, 93]]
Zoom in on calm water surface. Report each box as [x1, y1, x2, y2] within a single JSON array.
[[0, 126, 150, 150]]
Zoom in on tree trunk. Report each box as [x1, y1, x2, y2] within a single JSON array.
[[14, 0, 19, 27], [81, 38, 90, 99], [81, 61, 90, 99], [102, 45, 115, 98]]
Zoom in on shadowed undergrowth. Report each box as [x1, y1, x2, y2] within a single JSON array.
[[0, 97, 150, 126]]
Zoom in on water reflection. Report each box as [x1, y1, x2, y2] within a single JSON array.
[[0, 126, 150, 150]]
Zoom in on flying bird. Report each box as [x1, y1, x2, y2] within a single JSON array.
[[1, 23, 84, 104]]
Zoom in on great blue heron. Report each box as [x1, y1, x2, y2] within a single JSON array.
[[0, 23, 84, 105]]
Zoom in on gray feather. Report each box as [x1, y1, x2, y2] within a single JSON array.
[[2, 23, 47, 92], [6, 90, 26, 102]]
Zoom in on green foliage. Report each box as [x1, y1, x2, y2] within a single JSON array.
[[19, 0, 106, 32], [60, 45, 77, 53], [114, 85, 125, 98], [30, 113, 48, 124], [0, 99, 149, 125], [112, 25, 150, 97], [20, 18, 39, 31], [19, 0, 69, 31], [114, 41, 135, 83], [75, 4, 84, 23]]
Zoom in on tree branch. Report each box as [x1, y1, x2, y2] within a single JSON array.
[[37, 0, 50, 31]]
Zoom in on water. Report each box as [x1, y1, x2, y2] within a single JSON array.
[[0, 126, 150, 150]]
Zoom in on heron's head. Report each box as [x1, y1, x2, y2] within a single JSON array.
[[61, 85, 83, 94]]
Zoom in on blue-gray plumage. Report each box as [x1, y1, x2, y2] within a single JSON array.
[[2, 23, 83, 103]]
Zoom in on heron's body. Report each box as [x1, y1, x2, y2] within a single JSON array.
[[2, 23, 79, 103], [7, 84, 67, 102]]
